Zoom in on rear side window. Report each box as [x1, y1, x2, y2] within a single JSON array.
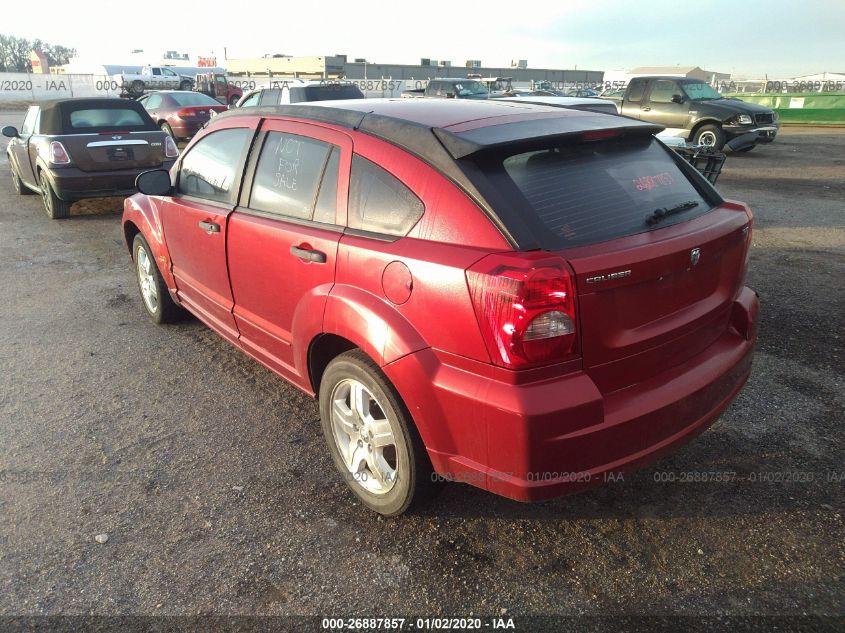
[[258, 89, 281, 106], [626, 79, 647, 102], [178, 128, 250, 203], [485, 138, 711, 249], [348, 156, 424, 237], [249, 132, 333, 220], [69, 108, 145, 129]]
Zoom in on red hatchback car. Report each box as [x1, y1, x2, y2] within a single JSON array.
[[123, 99, 759, 516]]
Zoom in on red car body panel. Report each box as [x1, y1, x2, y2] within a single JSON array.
[[123, 101, 760, 503]]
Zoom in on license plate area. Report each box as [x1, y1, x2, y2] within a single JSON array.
[[107, 146, 134, 161]]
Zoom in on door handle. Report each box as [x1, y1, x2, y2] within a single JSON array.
[[290, 245, 327, 263], [641, 106, 651, 111], [198, 220, 220, 233]]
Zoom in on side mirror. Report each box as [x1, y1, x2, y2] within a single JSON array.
[[671, 94, 686, 104], [136, 169, 173, 196], [2, 126, 19, 138]]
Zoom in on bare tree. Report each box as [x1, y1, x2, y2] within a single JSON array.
[[0, 34, 76, 72]]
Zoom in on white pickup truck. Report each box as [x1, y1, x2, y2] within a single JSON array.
[[112, 66, 195, 97]]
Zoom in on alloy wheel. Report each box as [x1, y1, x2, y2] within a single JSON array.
[[136, 245, 159, 314], [329, 378, 398, 494]]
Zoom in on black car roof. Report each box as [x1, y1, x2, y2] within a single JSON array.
[[214, 99, 663, 248], [36, 98, 156, 135]]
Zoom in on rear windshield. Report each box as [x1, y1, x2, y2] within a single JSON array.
[[63, 103, 155, 133], [170, 92, 221, 106], [477, 138, 714, 249], [294, 85, 365, 102]]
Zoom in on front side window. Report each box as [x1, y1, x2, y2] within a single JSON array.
[[240, 91, 261, 107], [348, 156, 424, 237], [170, 92, 220, 107], [20, 106, 38, 136], [249, 132, 332, 219], [649, 80, 681, 103], [178, 128, 250, 203]]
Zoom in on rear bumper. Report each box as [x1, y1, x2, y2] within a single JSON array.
[[384, 286, 759, 502], [47, 162, 175, 201]]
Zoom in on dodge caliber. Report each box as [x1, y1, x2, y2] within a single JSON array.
[[123, 99, 759, 515]]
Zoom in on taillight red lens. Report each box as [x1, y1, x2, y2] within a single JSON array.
[[467, 252, 577, 369], [50, 141, 71, 164], [177, 108, 196, 118], [164, 135, 179, 158]]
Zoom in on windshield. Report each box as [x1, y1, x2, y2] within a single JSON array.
[[683, 82, 722, 101], [171, 92, 221, 106], [454, 81, 488, 97]]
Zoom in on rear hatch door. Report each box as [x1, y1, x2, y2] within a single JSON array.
[[471, 133, 751, 392], [62, 131, 168, 171]]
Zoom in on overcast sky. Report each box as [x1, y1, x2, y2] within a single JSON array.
[[6, 0, 844, 78]]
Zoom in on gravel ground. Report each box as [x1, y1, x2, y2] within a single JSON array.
[[0, 112, 843, 631]]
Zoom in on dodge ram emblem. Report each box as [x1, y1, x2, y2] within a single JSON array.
[[691, 248, 701, 266]]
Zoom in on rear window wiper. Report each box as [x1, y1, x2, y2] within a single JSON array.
[[646, 200, 699, 226]]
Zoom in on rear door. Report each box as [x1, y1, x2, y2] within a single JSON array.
[[227, 120, 351, 382], [158, 122, 257, 341], [620, 78, 648, 119]]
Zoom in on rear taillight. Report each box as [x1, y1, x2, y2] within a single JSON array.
[[176, 108, 194, 118], [466, 252, 577, 369], [164, 135, 179, 158], [50, 141, 71, 164]]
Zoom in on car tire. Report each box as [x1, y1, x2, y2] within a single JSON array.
[[39, 171, 70, 219], [179, 80, 192, 91], [131, 80, 145, 96], [319, 350, 439, 516], [160, 122, 175, 138], [11, 165, 34, 195], [693, 124, 727, 150], [132, 234, 183, 324], [229, 95, 239, 106]]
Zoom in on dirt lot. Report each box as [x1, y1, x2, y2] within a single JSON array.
[[0, 113, 843, 631]]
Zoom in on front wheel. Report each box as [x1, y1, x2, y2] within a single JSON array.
[[179, 80, 192, 91], [39, 171, 70, 219], [319, 350, 439, 516], [693, 124, 727, 150], [132, 234, 183, 324]]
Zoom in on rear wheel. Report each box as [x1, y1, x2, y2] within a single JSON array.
[[130, 80, 145, 96], [132, 234, 183, 324], [229, 95, 239, 106], [39, 171, 70, 219], [160, 122, 175, 138], [693, 124, 727, 150], [179, 80, 192, 91], [10, 164, 34, 195], [319, 350, 438, 516]]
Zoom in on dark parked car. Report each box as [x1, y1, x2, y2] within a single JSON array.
[[124, 99, 758, 516], [137, 91, 228, 141], [615, 77, 779, 151], [3, 98, 178, 219]]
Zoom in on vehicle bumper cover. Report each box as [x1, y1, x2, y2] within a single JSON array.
[[384, 286, 759, 502], [48, 162, 175, 201]]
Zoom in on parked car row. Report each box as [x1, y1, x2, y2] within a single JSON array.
[[4, 97, 759, 518]]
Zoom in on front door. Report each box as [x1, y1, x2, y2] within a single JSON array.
[[643, 79, 691, 131], [227, 120, 351, 383], [158, 123, 256, 342], [10, 106, 38, 187]]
